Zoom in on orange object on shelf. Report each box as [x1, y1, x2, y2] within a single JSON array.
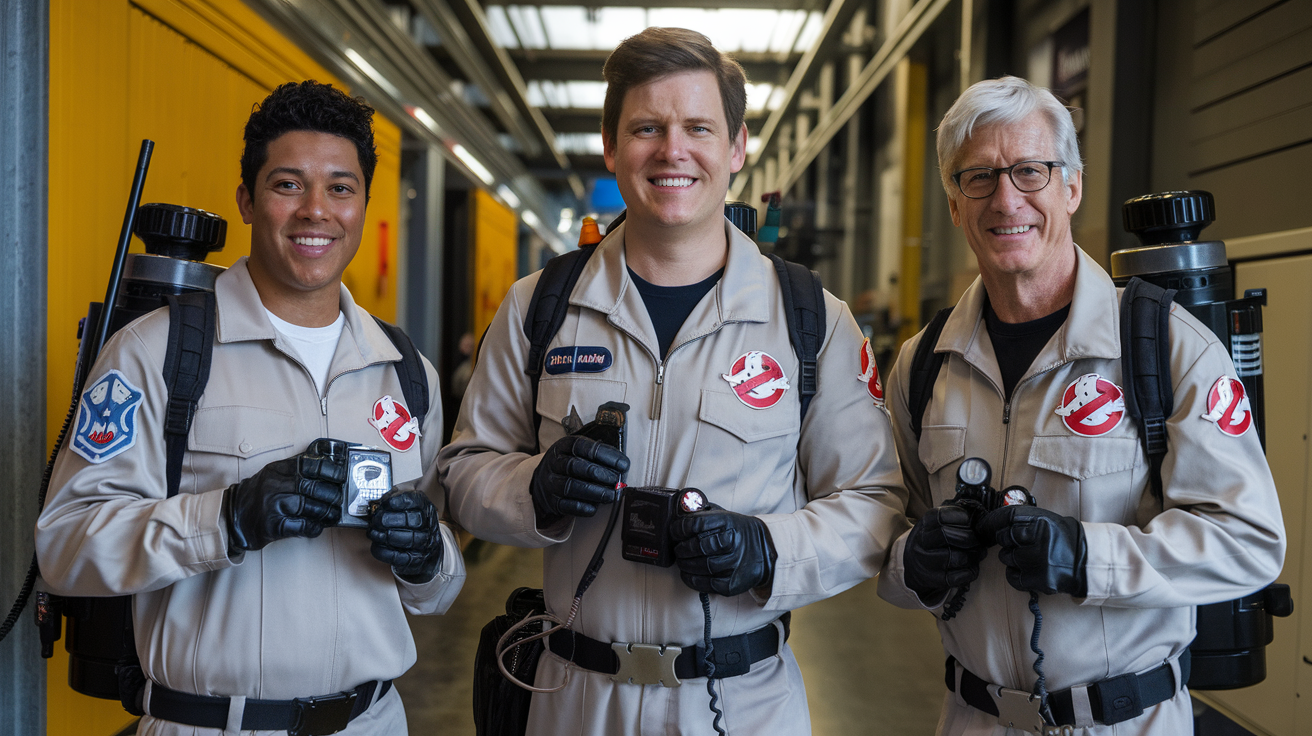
[[578, 216, 603, 247]]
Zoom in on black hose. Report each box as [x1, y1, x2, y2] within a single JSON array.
[[0, 353, 84, 643], [701, 592, 726, 736]]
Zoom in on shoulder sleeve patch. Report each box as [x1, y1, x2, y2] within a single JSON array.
[[71, 369, 146, 464]]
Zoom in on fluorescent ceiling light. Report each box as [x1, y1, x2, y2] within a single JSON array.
[[408, 106, 442, 135], [452, 143, 495, 186], [522, 210, 543, 228], [497, 184, 521, 208], [344, 48, 402, 99], [558, 207, 575, 233]]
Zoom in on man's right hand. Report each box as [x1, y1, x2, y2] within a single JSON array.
[[223, 438, 348, 552], [530, 435, 629, 524], [903, 503, 989, 602]]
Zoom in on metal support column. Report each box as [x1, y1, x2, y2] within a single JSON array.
[[839, 12, 867, 301], [0, 0, 48, 733], [401, 144, 446, 364]]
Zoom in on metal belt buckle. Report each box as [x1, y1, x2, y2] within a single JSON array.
[[994, 687, 1070, 735], [610, 642, 682, 687], [290, 691, 358, 736]]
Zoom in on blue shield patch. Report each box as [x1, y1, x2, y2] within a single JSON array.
[[544, 346, 613, 375], [71, 369, 145, 464]]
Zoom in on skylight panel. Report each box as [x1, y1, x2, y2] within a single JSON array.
[[484, 6, 519, 48], [526, 80, 547, 107], [714, 10, 779, 53], [768, 10, 807, 54], [556, 133, 605, 156], [507, 5, 549, 49], [594, 8, 647, 48], [539, 7, 592, 50], [794, 11, 823, 53], [566, 81, 608, 109], [746, 82, 775, 112]]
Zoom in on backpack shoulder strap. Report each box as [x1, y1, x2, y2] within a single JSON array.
[[767, 254, 826, 422], [373, 317, 430, 422], [1120, 277, 1176, 501], [908, 307, 954, 442], [162, 291, 216, 499], [521, 247, 597, 442]]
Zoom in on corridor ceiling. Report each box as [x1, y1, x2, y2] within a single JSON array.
[[248, 0, 848, 246]]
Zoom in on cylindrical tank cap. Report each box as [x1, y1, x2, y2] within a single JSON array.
[[134, 203, 226, 260], [1122, 191, 1215, 246]]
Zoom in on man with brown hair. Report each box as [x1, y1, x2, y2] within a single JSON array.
[[440, 27, 907, 736]]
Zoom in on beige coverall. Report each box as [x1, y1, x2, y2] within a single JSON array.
[[440, 222, 909, 736], [37, 258, 465, 736], [879, 246, 1286, 735]]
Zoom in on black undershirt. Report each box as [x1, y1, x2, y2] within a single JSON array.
[[628, 267, 724, 358], [984, 299, 1070, 401]]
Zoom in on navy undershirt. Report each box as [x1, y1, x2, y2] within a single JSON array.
[[984, 299, 1070, 401], [628, 267, 724, 358]]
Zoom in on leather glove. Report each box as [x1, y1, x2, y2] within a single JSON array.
[[670, 504, 777, 597], [902, 503, 989, 601], [979, 506, 1088, 597], [530, 434, 630, 523], [223, 438, 347, 552], [368, 489, 444, 583]]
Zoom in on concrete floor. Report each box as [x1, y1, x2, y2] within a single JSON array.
[[396, 541, 946, 735]]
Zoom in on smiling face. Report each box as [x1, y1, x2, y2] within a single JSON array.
[[603, 70, 747, 240], [948, 112, 1082, 287], [237, 130, 366, 322]]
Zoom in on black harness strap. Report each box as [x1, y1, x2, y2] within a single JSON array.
[[1120, 277, 1176, 501], [372, 317, 430, 422], [162, 292, 216, 498], [908, 307, 954, 441], [521, 246, 598, 441], [768, 254, 825, 421]]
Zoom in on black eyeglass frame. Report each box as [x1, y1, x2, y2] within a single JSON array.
[[950, 160, 1065, 199]]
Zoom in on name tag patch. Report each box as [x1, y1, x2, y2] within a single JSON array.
[[545, 346, 613, 375]]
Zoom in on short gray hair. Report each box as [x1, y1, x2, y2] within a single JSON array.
[[935, 76, 1083, 196]]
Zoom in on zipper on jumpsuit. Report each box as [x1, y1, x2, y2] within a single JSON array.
[[991, 360, 1063, 694]]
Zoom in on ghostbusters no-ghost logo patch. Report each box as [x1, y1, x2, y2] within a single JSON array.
[[1054, 373, 1125, 437], [369, 395, 421, 451], [858, 338, 884, 406], [1201, 375, 1252, 437], [722, 351, 791, 409], [71, 369, 145, 464]]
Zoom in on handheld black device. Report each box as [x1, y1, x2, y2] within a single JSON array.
[[621, 488, 709, 567]]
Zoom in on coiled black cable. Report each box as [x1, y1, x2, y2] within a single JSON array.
[[700, 591, 726, 736], [1028, 591, 1054, 724], [0, 349, 84, 644]]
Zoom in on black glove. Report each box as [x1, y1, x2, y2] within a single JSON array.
[[368, 489, 444, 583], [530, 434, 630, 523], [223, 438, 347, 552], [979, 506, 1088, 597], [670, 504, 777, 597], [902, 503, 989, 601]]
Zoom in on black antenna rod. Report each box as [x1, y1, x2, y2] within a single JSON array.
[[90, 139, 154, 362]]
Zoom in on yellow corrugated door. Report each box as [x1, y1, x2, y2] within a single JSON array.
[[471, 188, 519, 341]]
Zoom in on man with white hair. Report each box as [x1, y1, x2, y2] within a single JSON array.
[[878, 76, 1284, 734]]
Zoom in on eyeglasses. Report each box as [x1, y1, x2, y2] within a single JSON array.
[[951, 161, 1064, 199]]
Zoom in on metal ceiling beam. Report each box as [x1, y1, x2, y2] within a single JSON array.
[[481, 0, 825, 8], [408, 0, 546, 157], [244, 0, 570, 250], [734, 0, 954, 198], [439, 0, 586, 199], [503, 48, 803, 85]]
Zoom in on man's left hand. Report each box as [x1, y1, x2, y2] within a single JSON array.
[[670, 505, 777, 597], [368, 490, 444, 583], [979, 506, 1087, 597]]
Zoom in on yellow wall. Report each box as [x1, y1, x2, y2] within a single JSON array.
[[471, 188, 519, 339], [47, 1, 400, 732]]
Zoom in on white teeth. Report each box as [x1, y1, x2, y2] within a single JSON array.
[[993, 226, 1031, 235], [652, 177, 694, 188], [293, 237, 332, 247]]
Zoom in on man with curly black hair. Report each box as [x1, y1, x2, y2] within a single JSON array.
[[37, 80, 464, 735]]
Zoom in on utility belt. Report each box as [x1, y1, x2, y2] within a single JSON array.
[[146, 679, 392, 736], [946, 651, 1189, 733], [547, 613, 790, 687]]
